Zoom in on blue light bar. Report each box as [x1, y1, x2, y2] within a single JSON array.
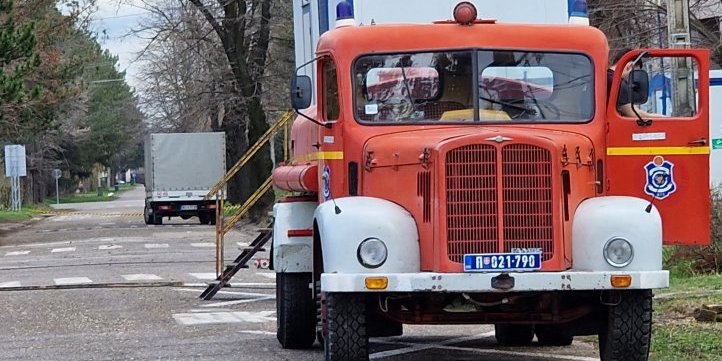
[[570, 0, 588, 17], [336, 0, 354, 20]]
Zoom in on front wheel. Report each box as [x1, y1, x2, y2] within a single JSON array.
[[598, 290, 653, 361], [324, 292, 368, 361], [276, 273, 316, 349]]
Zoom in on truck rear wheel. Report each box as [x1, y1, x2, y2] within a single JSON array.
[[495, 324, 534, 346], [276, 272, 316, 349], [535, 324, 574, 346], [324, 292, 368, 361], [143, 207, 152, 225], [198, 213, 210, 225], [599, 290, 653, 361]]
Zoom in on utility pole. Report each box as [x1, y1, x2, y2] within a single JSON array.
[[666, 0, 695, 116]]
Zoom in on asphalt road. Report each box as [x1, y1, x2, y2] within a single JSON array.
[[0, 186, 601, 361]]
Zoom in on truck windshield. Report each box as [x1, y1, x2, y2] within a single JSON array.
[[354, 50, 593, 123]]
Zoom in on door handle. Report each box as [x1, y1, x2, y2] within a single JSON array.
[[688, 138, 707, 146]]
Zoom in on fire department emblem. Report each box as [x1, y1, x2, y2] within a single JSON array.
[[322, 166, 331, 201], [643, 156, 677, 199]]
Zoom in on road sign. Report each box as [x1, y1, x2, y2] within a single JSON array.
[[4, 145, 27, 177], [52, 169, 62, 179], [713, 138, 722, 150]]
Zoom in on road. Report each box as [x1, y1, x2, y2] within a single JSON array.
[[0, 186, 601, 361]]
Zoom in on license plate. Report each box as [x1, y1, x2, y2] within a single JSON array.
[[180, 205, 197, 211], [464, 252, 542, 272]]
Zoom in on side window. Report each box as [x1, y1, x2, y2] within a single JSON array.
[[323, 59, 340, 121], [614, 56, 699, 119]]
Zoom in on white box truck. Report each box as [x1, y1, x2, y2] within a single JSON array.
[[143, 132, 226, 225]]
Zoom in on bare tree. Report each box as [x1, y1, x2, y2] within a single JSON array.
[[590, 0, 722, 65], [133, 0, 293, 216]]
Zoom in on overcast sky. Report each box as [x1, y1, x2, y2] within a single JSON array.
[[89, 0, 151, 90]]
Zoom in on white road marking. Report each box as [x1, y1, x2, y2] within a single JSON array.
[[173, 311, 276, 325], [99, 245, 122, 250], [175, 288, 274, 297], [240, 330, 275, 336], [190, 243, 215, 248], [5, 251, 30, 256], [371, 331, 597, 361], [144, 243, 169, 249], [237, 242, 249, 248], [122, 274, 163, 281], [201, 296, 276, 308], [100, 222, 116, 226], [371, 333, 494, 359], [181, 282, 275, 288], [54, 277, 93, 285], [0, 281, 21, 288], [51, 247, 76, 253], [188, 273, 217, 280], [256, 273, 276, 279]]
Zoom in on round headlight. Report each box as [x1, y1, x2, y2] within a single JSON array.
[[603, 237, 634, 267], [357, 238, 388, 268]]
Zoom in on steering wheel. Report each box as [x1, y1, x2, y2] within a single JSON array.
[[529, 100, 561, 120], [382, 98, 415, 120]]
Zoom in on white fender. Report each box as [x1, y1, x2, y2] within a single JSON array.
[[315, 197, 420, 274], [272, 200, 316, 273], [572, 196, 662, 271]]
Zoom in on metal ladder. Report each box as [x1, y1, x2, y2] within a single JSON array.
[[199, 226, 273, 300], [198, 111, 293, 301]]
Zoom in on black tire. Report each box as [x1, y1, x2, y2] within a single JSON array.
[[276, 273, 316, 349], [209, 214, 216, 225], [495, 324, 534, 346], [535, 324, 574, 346], [153, 214, 163, 225], [198, 213, 209, 225], [143, 207, 152, 225], [325, 292, 368, 361], [599, 290, 653, 361]]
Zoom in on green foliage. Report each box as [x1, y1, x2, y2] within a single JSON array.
[[0, 0, 42, 133], [0, 2, 146, 206], [650, 274, 722, 360], [58, 184, 134, 203], [664, 189, 722, 275], [651, 323, 722, 361]]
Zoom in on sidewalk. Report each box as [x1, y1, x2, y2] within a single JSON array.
[[50, 185, 145, 212]]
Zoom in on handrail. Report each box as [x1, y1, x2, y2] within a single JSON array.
[[210, 111, 294, 278], [206, 111, 293, 198], [222, 176, 273, 234]]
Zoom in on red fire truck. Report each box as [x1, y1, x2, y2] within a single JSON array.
[[271, 2, 711, 360]]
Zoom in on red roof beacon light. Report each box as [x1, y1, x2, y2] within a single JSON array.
[[453, 2, 478, 25]]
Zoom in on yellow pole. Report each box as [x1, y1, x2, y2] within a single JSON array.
[[283, 119, 289, 162]]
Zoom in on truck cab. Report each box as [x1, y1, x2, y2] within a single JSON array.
[[272, 3, 711, 360]]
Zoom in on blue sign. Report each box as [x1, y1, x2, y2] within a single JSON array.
[[644, 156, 677, 199]]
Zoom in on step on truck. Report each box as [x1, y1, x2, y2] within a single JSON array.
[[271, 2, 712, 360], [143, 132, 226, 225]]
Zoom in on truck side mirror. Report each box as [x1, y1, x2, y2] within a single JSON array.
[[290, 75, 313, 110], [630, 69, 649, 105]]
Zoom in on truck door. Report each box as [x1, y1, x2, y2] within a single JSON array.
[[606, 49, 711, 245]]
